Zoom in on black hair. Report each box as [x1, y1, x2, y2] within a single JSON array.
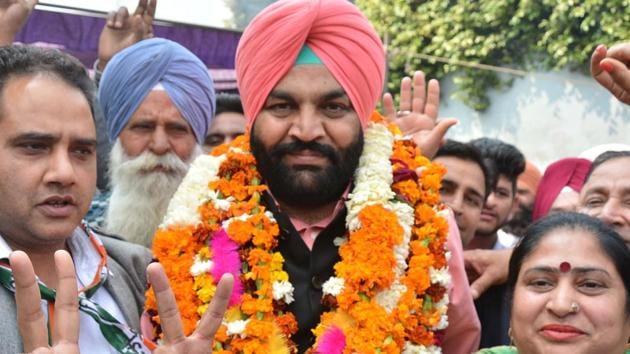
[[585, 150, 630, 183], [215, 92, 244, 116], [470, 137, 525, 195], [507, 212, 630, 315], [0, 45, 96, 119], [435, 139, 494, 199]]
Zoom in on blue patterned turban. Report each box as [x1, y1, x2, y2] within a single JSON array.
[[98, 38, 215, 144]]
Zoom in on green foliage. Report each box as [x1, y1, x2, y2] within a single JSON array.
[[223, 0, 276, 30], [356, 0, 630, 111]]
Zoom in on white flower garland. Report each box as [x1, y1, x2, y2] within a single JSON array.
[[160, 154, 225, 227]]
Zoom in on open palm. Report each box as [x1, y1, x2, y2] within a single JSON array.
[[382, 71, 458, 159]]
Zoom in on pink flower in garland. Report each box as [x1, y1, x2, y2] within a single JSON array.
[[315, 326, 346, 354], [210, 228, 243, 305]]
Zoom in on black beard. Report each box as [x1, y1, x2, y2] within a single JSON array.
[[250, 131, 363, 209], [502, 203, 533, 236]]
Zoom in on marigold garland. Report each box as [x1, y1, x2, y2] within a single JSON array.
[[145, 112, 450, 353]]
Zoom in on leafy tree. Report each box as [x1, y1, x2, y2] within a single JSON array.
[[356, 0, 630, 110]]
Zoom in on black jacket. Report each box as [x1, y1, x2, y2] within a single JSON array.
[[263, 194, 347, 353]]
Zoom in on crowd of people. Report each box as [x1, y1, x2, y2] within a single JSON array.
[[0, 0, 629, 353]]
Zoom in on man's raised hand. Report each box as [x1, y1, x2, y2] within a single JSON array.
[[97, 0, 157, 71], [11, 250, 80, 354], [382, 71, 458, 159], [0, 0, 37, 45], [13, 250, 233, 353], [591, 43, 630, 105], [149, 263, 233, 354]]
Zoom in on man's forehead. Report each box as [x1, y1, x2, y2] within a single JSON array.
[[438, 156, 484, 175], [437, 157, 486, 192], [594, 156, 630, 174], [130, 91, 191, 125], [582, 180, 630, 196], [496, 175, 512, 185], [584, 157, 630, 190], [1, 74, 94, 131], [269, 64, 347, 98]]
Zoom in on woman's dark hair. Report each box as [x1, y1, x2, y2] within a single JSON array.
[[507, 212, 630, 314]]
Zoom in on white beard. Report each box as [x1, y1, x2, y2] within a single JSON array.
[[104, 140, 202, 247]]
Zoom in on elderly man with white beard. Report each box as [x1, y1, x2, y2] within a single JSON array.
[[87, 38, 215, 247]]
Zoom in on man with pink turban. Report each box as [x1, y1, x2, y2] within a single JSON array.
[[532, 158, 592, 221], [236, 0, 479, 352]]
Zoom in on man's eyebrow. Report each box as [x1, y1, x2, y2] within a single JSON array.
[[440, 179, 456, 188], [322, 89, 348, 101], [73, 138, 97, 147], [129, 118, 156, 125], [581, 186, 607, 197], [466, 187, 484, 200], [267, 90, 295, 101], [267, 89, 349, 102], [166, 121, 191, 130], [9, 132, 58, 144]]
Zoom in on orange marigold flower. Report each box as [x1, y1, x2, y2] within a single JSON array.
[[199, 203, 225, 230], [275, 313, 298, 336], [241, 294, 274, 315], [337, 205, 401, 294], [215, 325, 229, 342], [413, 204, 435, 225], [392, 179, 422, 205], [247, 248, 273, 265], [246, 318, 276, 340], [226, 219, 254, 245], [407, 325, 435, 346]]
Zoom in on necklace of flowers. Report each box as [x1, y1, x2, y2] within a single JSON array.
[[144, 112, 451, 353]]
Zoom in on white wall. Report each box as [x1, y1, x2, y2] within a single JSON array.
[[440, 69, 630, 170]]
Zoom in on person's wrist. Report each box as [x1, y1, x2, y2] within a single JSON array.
[[0, 33, 15, 46]]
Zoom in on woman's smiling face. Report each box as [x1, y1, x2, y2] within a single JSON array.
[[511, 227, 630, 354]]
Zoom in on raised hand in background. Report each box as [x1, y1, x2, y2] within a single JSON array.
[[591, 42, 630, 105], [97, 0, 156, 71], [382, 71, 458, 159], [0, 0, 37, 46]]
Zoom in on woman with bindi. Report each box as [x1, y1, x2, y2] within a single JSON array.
[[478, 212, 630, 354]]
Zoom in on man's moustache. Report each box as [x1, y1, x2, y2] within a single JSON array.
[[270, 141, 338, 163]]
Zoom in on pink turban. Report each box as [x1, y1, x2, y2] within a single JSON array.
[[235, 0, 386, 128], [532, 158, 592, 221]]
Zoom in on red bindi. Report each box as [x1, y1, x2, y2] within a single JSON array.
[[559, 261, 571, 273]]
